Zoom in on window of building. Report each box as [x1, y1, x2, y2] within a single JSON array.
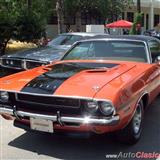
[[47, 14, 58, 25], [122, 12, 125, 19], [81, 12, 92, 25], [146, 14, 149, 30], [64, 17, 75, 25], [141, 13, 144, 27], [81, 12, 104, 25], [154, 14, 160, 27], [127, 12, 134, 22]]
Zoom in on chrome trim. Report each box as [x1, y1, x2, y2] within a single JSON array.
[[0, 64, 22, 70], [62, 39, 151, 64], [0, 57, 48, 63], [0, 90, 113, 102], [0, 106, 119, 125], [0, 57, 48, 70]]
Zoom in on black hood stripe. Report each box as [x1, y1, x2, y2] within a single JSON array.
[[21, 62, 118, 94]]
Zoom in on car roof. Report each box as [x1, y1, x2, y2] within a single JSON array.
[[61, 32, 108, 37], [83, 35, 159, 42]]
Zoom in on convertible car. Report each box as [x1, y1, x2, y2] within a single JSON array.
[[0, 35, 160, 144]]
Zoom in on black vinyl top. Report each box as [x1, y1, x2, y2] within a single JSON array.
[[84, 35, 160, 42]]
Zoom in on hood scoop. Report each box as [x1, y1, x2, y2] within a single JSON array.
[[20, 62, 119, 95], [86, 68, 108, 72]]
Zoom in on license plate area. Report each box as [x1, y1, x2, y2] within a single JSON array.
[[30, 117, 54, 133]]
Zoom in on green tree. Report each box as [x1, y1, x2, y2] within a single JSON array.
[[0, 0, 17, 55], [98, 0, 133, 23], [0, 0, 52, 55], [56, 0, 65, 33], [64, 0, 102, 31], [129, 12, 143, 35], [64, 0, 133, 32], [15, 9, 46, 42]]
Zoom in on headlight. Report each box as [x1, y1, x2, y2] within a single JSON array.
[[0, 91, 9, 102], [99, 101, 115, 116], [85, 100, 98, 114]]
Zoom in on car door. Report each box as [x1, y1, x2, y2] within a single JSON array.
[[147, 39, 160, 101]]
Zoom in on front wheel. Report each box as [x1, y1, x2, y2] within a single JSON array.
[[116, 100, 144, 145]]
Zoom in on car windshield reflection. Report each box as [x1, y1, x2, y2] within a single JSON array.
[[62, 40, 148, 62]]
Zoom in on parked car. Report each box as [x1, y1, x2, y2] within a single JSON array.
[[144, 29, 160, 40], [0, 35, 160, 144], [0, 32, 105, 70]]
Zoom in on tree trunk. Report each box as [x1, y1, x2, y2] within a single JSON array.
[[27, 0, 31, 11], [136, 0, 141, 34], [75, 11, 81, 32], [137, 0, 141, 13], [0, 39, 10, 56], [56, 0, 64, 34]]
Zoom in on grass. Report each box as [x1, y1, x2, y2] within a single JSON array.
[[6, 40, 37, 54]]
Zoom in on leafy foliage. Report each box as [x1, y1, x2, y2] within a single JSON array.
[[15, 10, 46, 42], [98, 0, 133, 23], [64, 0, 133, 23], [129, 12, 143, 35], [0, 0, 52, 55], [0, 0, 17, 55], [63, 0, 133, 31]]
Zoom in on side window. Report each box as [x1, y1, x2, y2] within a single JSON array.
[[63, 42, 91, 60], [148, 40, 160, 62]]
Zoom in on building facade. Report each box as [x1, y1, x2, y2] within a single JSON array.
[[46, 0, 160, 38], [124, 0, 160, 31]]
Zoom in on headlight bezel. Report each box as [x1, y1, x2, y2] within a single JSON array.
[[0, 91, 9, 103], [99, 101, 116, 116], [85, 100, 99, 114], [84, 99, 116, 116]]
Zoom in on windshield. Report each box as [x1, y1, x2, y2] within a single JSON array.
[[48, 35, 83, 46], [62, 40, 148, 62]]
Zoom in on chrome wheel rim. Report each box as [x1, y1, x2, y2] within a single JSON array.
[[133, 104, 142, 134]]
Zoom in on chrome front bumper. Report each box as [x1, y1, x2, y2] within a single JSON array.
[[0, 106, 119, 125]]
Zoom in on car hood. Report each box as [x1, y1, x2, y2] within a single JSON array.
[[0, 60, 136, 99], [2, 46, 67, 62]]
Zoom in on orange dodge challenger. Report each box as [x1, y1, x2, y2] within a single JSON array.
[[0, 35, 160, 144]]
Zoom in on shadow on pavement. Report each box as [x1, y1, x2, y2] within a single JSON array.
[[8, 98, 160, 160]]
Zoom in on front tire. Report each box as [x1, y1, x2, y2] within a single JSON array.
[[117, 100, 144, 145]]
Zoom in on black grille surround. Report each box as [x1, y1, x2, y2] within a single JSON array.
[[1, 58, 48, 70], [14, 93, 84, 116], [16, 93, 80, 108], [25, 61, 47, 69], [2, 58, 22, 69]]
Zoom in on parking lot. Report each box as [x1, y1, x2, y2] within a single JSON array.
[[0, 96, 160, 160]]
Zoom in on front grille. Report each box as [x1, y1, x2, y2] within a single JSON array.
[[14, 93, 82, 115], [16, 93, 80, 108], [26, 61, 46, 69], [2, 59, 22, 68]]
